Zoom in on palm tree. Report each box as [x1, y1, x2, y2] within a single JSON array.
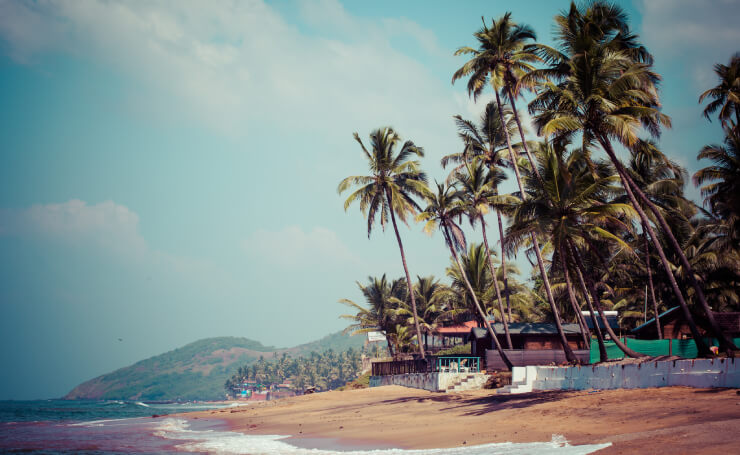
[[530, 1, 735, 356], [453, 13, 577, 364], [410, 276, 453, 352], [418, 183, 512, 369], [694, 125, 740, 249], [339, 275, 407, 357], [699, 53, 740, 127], [506, 143, 642, 359], [444, 102, 517, 321], [338, 127, 431, 358], [455, 159, 513, 348]]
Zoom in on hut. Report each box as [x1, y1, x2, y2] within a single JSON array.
[[632, 307, 740, 340], [468, 323, 590, 369]]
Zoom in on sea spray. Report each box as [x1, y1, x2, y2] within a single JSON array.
[[154, 418, 611, 455]]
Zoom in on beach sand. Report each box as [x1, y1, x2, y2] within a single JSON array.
[[184, 386, 740, 453]]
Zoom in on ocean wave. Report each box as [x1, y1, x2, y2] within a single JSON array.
[[152, 418, 611, 455], [134, 401, 150, 408]]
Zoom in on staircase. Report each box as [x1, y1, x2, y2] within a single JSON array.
[[496, 366, 536, 394], [445, 373, 490, 393]]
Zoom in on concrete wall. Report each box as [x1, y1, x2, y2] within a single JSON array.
[[369, 372, 489, 392], [528, 357, 739, 391]]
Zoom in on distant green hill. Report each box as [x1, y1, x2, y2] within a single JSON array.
[[64, 332, 366, 401]]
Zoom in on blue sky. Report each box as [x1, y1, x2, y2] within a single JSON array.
[[0, 0, 738, 399]]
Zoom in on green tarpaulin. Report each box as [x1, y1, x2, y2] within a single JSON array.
[[588, 337, 740, 363]]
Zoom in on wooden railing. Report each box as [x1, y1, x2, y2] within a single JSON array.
[[371, 356, 482, 376]]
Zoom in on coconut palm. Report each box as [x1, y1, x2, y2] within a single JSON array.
[[338, 127, 431, 358], [444, 102, 517, 321], [410, 276, 454, 352], [699, 53, 740, 127], [506, 143, 642, 359], [418, 182, 512, 369], [455, 159, 513, 348], [453, 13, 577, 363], [530, 1, 735, 355], [694, 125, 740, 249], [339, 275, 408, 357]]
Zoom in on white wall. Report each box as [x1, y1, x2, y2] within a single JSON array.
[[529, 358, 739, 391]]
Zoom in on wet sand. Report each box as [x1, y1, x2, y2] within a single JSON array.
[[184, 385, 740, 453]]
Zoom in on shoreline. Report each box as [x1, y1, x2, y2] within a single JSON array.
[[179, 385, 740, 453]]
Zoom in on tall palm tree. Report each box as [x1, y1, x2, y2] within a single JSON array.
[[699, 53, 740, 127], [694, 125, 740, 249], [444, 102, 517, 321], [453, 13, 577, 363], [506, 143, 642, 358], [456, 159, 513, 348], [530, 1, 735, 355], [338, 127, 431, 358], [418, 183, 512, 369]]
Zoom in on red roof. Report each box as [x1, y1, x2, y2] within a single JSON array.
[[436, 320, 479, 335]]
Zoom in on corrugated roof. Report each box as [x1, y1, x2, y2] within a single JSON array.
[[631, 306, 681, 333], [468, 323, 583, 339]]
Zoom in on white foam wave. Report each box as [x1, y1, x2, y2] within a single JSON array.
[[135, 401, 150, 408], [151, 418, 611, 455]]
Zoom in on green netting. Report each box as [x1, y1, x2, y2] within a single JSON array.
[[589, 337, 740, 363], [625, 338, 671, 356], [672, 339, 698, 358], [589, 340, 625, 363]]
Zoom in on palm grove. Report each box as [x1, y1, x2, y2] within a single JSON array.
[[339, 1, 740, 366]]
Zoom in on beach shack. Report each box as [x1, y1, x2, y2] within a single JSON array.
[[632, 306, 740, 340], [468, 323, 590, 370]]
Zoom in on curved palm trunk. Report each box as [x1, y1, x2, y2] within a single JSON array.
[[496, 211, 512, 322], [597, 137, 712, 356], [608, 142, 735, 354], [494, 90, 577, 364], [644, 233, 662, 340], [506, 87, 545, 185], [570, 247, 608, 362], [568, 239, 646, 358], [443, 226, 512, 370], [480, 215, 513, 348], [559, 243, 591, 348], [386, 190, 426, 360]]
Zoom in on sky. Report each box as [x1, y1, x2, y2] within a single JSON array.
[[0, 0, 738, 400]]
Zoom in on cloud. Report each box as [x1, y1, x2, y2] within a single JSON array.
[[0, 199, 147, 254], [0, 0, 465, 148], [241, 225, 359, 268], [639, 0, 740, 89]]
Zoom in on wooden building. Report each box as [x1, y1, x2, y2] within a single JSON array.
[[468, 323, 591, 370], [632, 306, 740, 340]]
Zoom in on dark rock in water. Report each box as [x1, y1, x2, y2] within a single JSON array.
[[151, 414, 160, 418]]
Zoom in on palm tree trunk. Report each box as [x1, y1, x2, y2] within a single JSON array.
[[386, 189, 426, 360], [480, 214, 513, 348], [496, 211, 512, 322], [443, 226, 512, 370], [597, 137, 712, 356], [494, 89, 577, 364], [506, 86, 545, 185], [644, 233, 662, 340], [559, 243, 591, 349], [568, 239, 647, 358], [608, 142, 735, 354], [569, 245, 608, 362]]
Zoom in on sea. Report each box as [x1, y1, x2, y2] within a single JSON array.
[[0, 400, 611, 454]]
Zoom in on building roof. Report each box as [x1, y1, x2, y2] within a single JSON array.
[[436, 320, 479, 335], [580, 311, 620, 330], [468, 323, 583, 340], [631, 306, 681, 334]]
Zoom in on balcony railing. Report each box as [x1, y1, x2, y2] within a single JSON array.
[[371, 355, 480, 376]]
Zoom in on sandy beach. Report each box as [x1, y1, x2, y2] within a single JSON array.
[[183, 385, 740, 454]]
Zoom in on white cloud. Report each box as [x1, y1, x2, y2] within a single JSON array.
[[241, 225, 359, 268], [0, 199, 146, 254], [0, 0, 465, 147], [639, 0, 740, 89]]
